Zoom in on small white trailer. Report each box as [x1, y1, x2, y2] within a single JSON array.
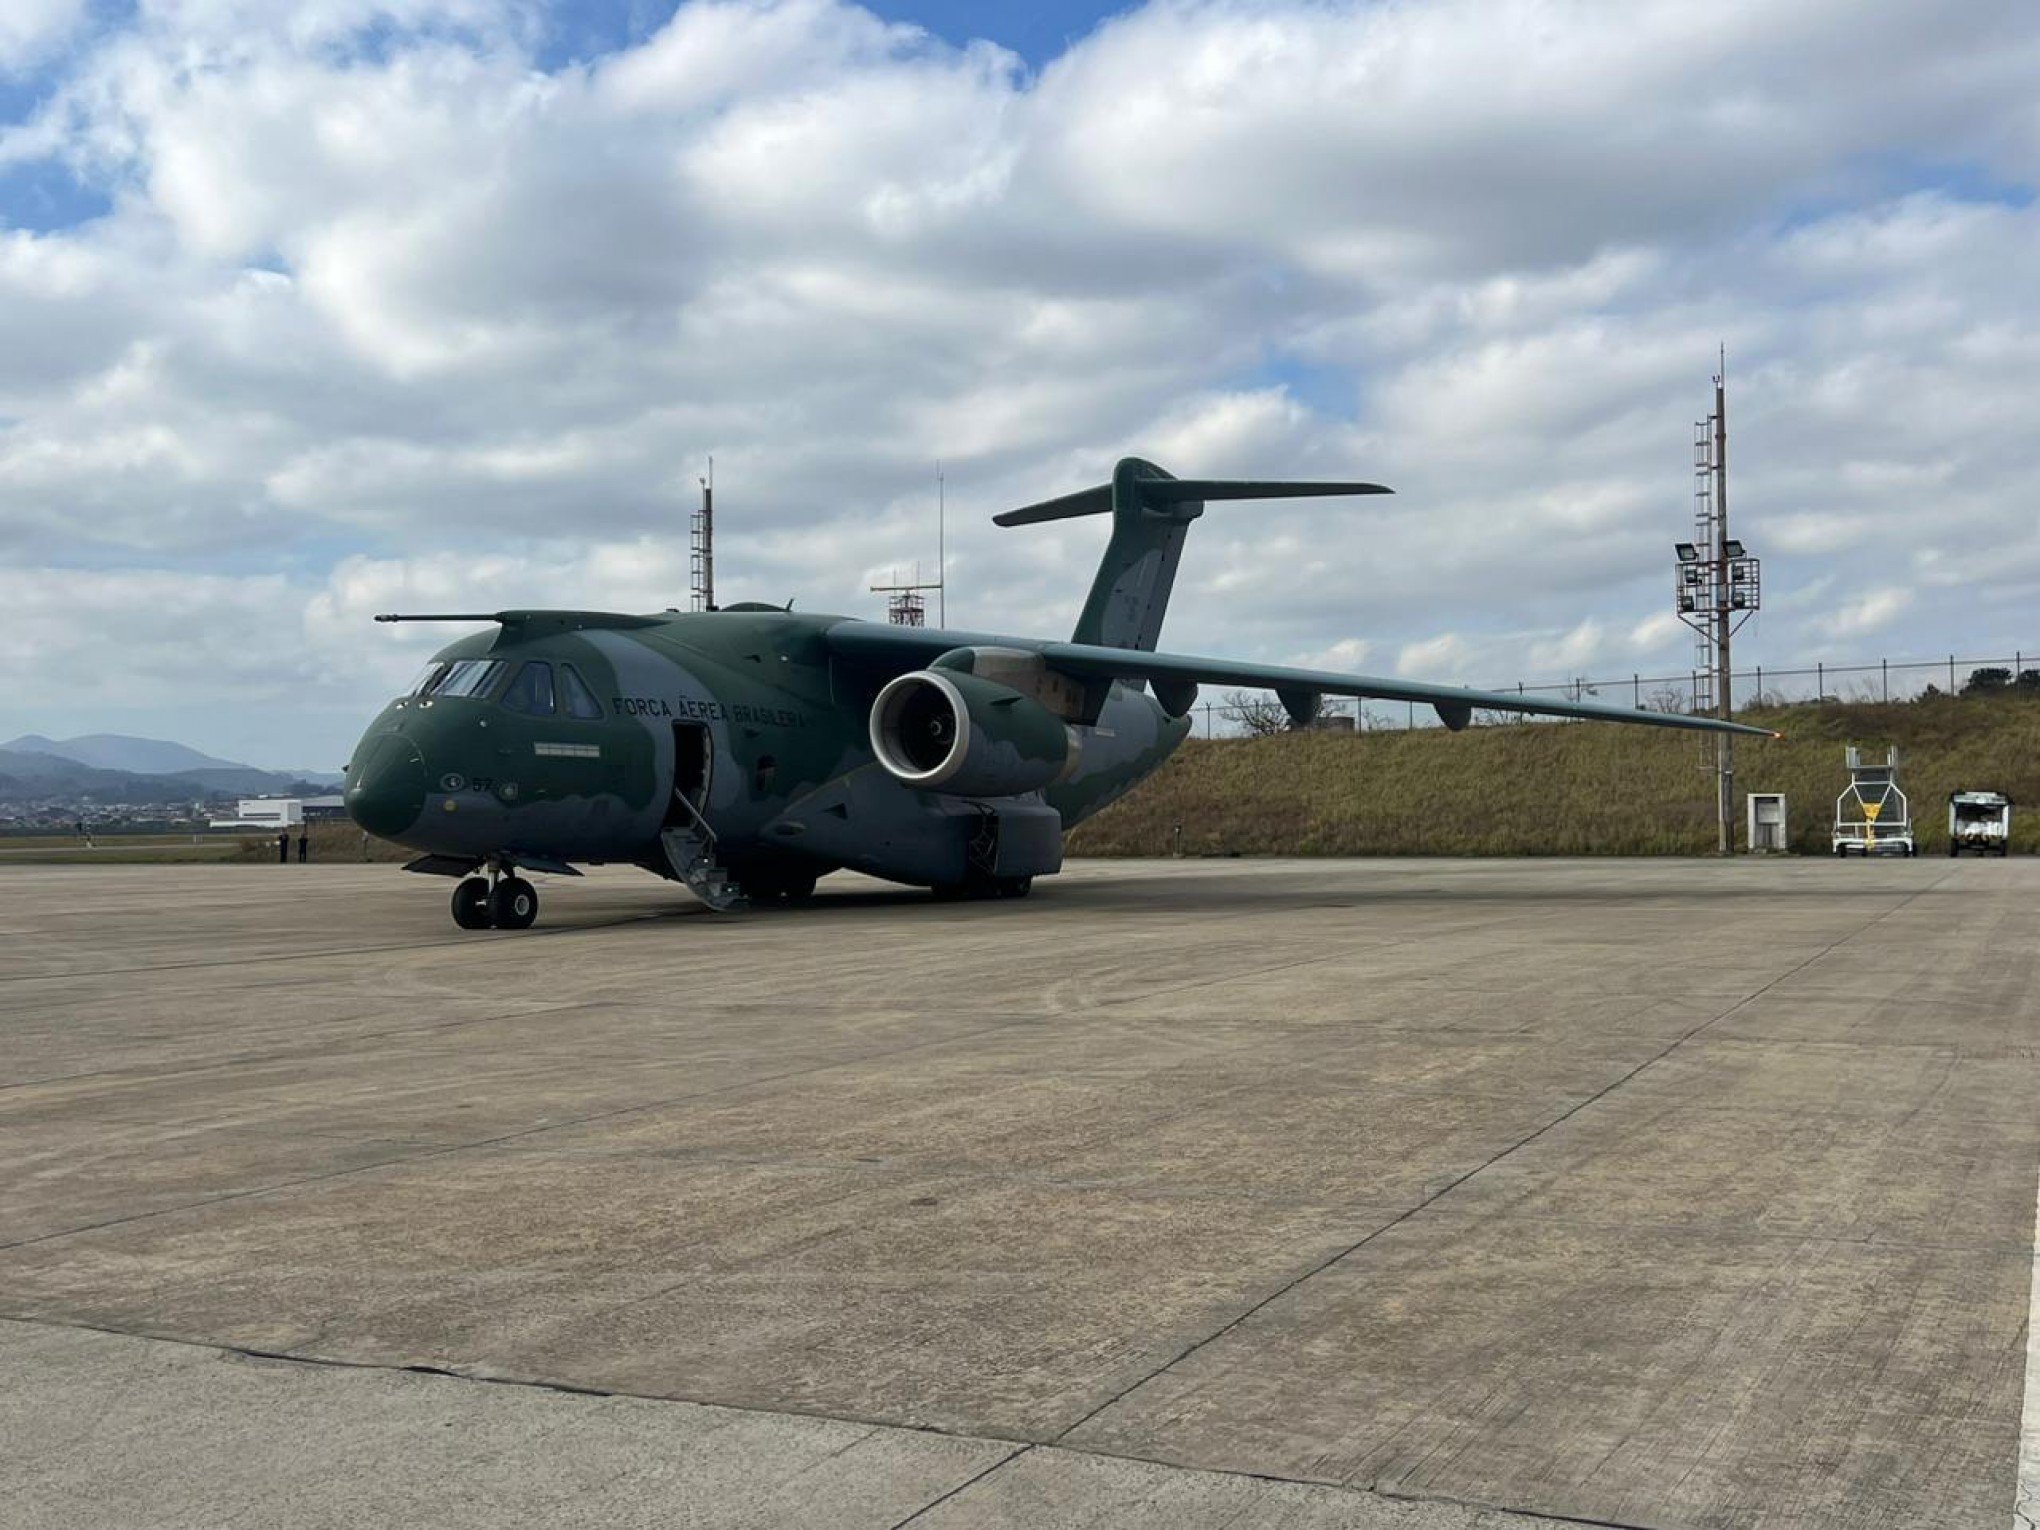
[[1833, 746, 1914, 857], [1947, 791, 2012, 857]]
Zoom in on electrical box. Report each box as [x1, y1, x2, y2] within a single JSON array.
[[1746, 793, 1787, 852]]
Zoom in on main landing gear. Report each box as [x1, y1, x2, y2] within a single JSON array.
[[450, 865, 538, 931]]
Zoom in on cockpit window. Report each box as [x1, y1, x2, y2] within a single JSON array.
[[558, 663, 604, 720], [427, 659, 509, 699], [408, 663, 449, 696], [499, 661, 556, 716]]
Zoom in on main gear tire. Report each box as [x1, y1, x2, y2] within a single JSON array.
[[491, 876, 538, 930], [451, 877, 493, 929]]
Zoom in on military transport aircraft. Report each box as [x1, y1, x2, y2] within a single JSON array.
[[345, 457, 1772, 929]]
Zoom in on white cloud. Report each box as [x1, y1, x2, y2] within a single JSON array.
[[1, 0, 2037, 762], [0, 0, 84, 73], [1820, 586, 1914, 640]]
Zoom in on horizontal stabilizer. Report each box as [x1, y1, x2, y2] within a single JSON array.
[[994, 485, 1113, 526], [1143, 479, 1392, 503], [994, 475, 1390, 526]]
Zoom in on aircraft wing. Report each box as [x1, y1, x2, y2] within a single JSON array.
[[1036, 640, 1776, 736], [823, 621, 1774, 737]]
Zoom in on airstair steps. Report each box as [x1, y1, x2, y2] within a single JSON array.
[[659, 826, 748, 912]]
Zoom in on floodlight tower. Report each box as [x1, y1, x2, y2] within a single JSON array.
[[1673, 354, 1761, 853]]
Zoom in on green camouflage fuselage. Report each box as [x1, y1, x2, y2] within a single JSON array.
[[344, 609, 1188, 890]]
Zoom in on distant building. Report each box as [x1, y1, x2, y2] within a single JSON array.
[[209, 794, 349, 829], [211, 797, 306, 829]]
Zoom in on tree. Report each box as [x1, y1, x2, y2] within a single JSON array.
[[1643, 684, 1689, 714], [1963, 667, 2013, 695], [1222, 689, 1290, 737]]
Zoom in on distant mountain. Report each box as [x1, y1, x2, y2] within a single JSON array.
[[0, 746, 340, 810], [0, 750, 207, 807], [0, 733, 342, 786], [3, 733, 248, 775]]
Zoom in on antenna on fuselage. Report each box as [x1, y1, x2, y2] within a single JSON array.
[[690, 457, 715, 612]]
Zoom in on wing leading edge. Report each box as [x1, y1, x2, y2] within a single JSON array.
[[1038, 639, 1777, 736]]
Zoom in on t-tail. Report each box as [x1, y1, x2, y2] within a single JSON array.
[[993, 457, 1391, 650]]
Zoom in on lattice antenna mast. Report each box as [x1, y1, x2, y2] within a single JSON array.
[[1672, 350, 1762, 853], [690, 457, 715, 612], [870, 563, 940, 627]]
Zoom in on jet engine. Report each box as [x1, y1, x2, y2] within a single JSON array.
[[869, 668, 1078, 797]]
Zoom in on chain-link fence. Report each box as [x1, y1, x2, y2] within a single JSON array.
[[1192, 651, 2040, 738]]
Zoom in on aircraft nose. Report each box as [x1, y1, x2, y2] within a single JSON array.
[[346, 733, 428, 839]]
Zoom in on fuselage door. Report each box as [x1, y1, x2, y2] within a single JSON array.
[[666, 722, 712, 827]]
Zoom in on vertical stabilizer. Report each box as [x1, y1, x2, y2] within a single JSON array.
[[992, 458, 1391, 651], [1075, 458, 1195, 650]]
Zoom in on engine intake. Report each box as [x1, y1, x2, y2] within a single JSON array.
[[870, 669, 1077, 797]]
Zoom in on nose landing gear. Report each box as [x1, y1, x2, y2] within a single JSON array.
[[449, 864, 539, 931]]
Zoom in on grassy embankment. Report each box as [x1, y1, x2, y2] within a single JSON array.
[[1067, 694, 2040, 858]]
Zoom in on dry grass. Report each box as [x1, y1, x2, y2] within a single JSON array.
[[1068, 695, 2040, 858], [227, 821, 413, 863]]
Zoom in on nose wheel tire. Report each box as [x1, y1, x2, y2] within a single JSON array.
[[491, 875, 539, 930], [451, 877, 493, 929]]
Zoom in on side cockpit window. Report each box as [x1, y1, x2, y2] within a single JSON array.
[[558, 663, 604, 720], [499, 661, 556, 716], [409, 663, 449, 696], [427, 659, 509, 699]]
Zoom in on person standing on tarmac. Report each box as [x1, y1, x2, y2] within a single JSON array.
[[277, 828, 290, 864], [297, 826, 309, 863]]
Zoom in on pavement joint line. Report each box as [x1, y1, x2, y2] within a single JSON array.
[[0, 1013, 1040, 1253], [2019, 1147, 2040, 1529], [1043, 876, 1957, 1449], [0, 1313, 1658, 1530], [886, 1444, 1036, 1528], [0, 1310, 1045, 1446]]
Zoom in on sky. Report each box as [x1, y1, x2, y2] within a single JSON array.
[[1, 0, 2036, 770]]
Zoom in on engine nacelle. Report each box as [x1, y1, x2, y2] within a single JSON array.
[[869, 669, 1077, 797]]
